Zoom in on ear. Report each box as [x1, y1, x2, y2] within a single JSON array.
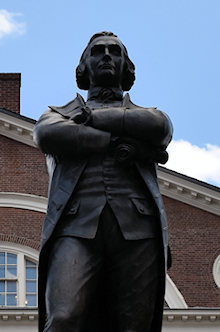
[[76, 62, 90, 90], [121, 58, 135, 91], [76, 62, 86, 76]]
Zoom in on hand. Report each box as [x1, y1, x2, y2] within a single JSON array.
[[135, 140, 169, 164], [70, 107, 92, 125], [152, 150, 169, 164], [111, 136, 169, 165]]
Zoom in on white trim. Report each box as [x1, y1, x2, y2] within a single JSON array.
[[213, 255, 220, 288], [0, 308, 38, 321], [163, 308, 220, 321], [158, 169, 220, 216], [0, 192, 47, 213], [165, 274, 188, 308], [0, 242, 38, 264], [17, 252, 25, 307], [0, 112, 35, 147], [0, 308, 219, 321]]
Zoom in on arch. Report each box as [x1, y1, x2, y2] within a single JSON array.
[[165, 274, 188, 308], [0, 192, 47, 213], [0, 241, 39, 261]]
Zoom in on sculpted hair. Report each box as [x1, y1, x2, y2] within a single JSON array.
[[76, 31, 135, 91]]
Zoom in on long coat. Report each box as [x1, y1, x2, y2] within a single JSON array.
[[33, 93, 173, 331]]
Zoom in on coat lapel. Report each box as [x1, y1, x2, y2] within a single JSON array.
[[49, 93, 86, 118]]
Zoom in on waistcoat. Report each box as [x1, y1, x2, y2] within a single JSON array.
[[54, 152, 160, 240]]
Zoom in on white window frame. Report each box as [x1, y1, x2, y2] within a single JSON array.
[[213, 255, 220, 288], [0, 241, 39, 307]]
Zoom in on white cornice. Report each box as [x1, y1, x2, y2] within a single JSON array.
[[0, 112, 35, 147], [0, 309, 38, 321], [1, 111, 220, 215], [163, 308, 220, 322], [158, 169, 220, 216], [0, 308, 219, 322]]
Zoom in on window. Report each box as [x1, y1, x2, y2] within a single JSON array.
[[25, 259, 37, 307], [0, 242, 38, 307], [0, 252, 17, 306]]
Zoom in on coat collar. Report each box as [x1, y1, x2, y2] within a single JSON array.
[[49, 92, 137, 118], [49, 93, 86, 117]]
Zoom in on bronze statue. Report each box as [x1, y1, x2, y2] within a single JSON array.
[[34, 31, 173, 332]]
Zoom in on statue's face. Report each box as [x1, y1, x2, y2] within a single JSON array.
[[85, 36, 125, 88]]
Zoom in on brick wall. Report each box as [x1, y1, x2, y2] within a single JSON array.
[[0, 73, 21, 114], [0, 208, 43, 250], [0, 135, 48, 196], [0, 135, 48, 251], [164, 195, 220, 307]]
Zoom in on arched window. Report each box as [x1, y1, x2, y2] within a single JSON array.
[[0, 242, 38, 307]]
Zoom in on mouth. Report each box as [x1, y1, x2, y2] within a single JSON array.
[[99, 63, 114, 70]]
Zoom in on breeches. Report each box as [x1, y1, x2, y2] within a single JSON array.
[[44, 203, 165, 332]]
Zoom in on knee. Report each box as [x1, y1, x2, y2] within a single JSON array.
[[45, 292, 88, 331], [52, 309, 73, 322], [45, 310, 80, 331]]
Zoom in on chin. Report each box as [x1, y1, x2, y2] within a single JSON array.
[[96, 72, 118, 86]]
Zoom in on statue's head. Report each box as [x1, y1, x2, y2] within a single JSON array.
[[76, 32, 135, 91]]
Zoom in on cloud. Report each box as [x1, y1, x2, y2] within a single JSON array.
[[0, 9, 26, 39], [166, 140, 220, 187]]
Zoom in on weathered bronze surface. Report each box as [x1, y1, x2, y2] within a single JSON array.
[[34, 32, 173, 332]]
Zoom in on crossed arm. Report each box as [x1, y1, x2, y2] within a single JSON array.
[[33, 106, 173, 162]]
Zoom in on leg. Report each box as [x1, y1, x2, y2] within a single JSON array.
[[101, 204, 165, 332], [44, 236, 103, 332], [112, 238, 165, 332]]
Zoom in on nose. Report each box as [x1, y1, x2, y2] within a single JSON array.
[[103, 47, 111, 60], [104, 47, 110, 55]]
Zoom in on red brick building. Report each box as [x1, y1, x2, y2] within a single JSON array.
[[0, 73, 219, 331]]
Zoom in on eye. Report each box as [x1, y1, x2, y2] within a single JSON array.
[[109, 45, 121, 56], [91, 45, 105, 56]]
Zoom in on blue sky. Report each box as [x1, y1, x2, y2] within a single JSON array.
[[1, 0, 220, 186]]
